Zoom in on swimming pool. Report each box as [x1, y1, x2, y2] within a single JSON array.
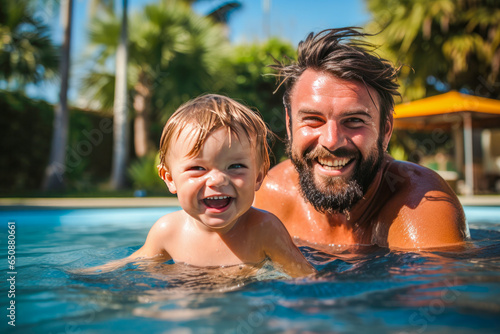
[[1, 206, 500, 333]]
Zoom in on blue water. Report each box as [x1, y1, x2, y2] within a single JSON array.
[[1, 206, 500, 333]]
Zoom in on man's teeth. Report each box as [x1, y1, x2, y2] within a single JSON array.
[[205, 196, 230, 200], [318, 157, 350, 169]]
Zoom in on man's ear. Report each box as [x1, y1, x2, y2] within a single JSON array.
[[157, 164, 177, 194], [382, 113, 394, 152], [285, 106, 291, 139]]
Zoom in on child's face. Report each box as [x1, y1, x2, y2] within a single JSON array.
[[161, 125, 265, 233]]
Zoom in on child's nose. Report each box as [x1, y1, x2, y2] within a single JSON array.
[[206, 170, 229, 187]]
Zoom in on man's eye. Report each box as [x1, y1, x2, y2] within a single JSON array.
[[229, 163, 246, 169], [344, 118, 364, 126], [303, 117, 324, 126]]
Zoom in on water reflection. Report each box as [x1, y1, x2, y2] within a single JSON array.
[[13, 224, 500, 333]]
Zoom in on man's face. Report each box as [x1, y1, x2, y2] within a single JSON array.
[[287, 69, 393, 214]]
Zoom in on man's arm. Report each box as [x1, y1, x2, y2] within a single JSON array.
[[379, 161, 469, 249]]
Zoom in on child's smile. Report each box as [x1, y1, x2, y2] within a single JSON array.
[[202, 195, 232, 211]]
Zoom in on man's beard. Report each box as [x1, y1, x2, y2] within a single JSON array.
[[288, 138, 384, 215]]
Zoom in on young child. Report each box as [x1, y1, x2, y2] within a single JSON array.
[[127, 94, 315, 277]]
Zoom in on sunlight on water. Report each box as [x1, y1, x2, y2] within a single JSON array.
[[1, 207, 500, 333]]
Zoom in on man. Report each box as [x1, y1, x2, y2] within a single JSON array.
[[254, 28, 469, 249]]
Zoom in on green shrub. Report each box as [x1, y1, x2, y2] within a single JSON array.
[[0, 90, 53, 192], [0, 90, 113, 194], [127, 153, 166, 193]]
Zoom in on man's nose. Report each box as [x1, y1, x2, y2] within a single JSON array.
[[206, 170, 229, 187], [318, 121, 346, 152]]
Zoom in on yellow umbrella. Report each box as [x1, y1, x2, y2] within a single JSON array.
[[395, 91, 500, 118], [393, 91, 500, 196]]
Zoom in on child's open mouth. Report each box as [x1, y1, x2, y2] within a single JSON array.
[[203, 196, 232, 209]]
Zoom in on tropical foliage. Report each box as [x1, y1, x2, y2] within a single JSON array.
[[9, 0, 498, 194], [127, 152, 165, 193], [80, 0, 231, 159], [0, 90, 113, 193], [366, 0, 500, 101], [0, 0, 59, 89], [223, 38, 296, 161]]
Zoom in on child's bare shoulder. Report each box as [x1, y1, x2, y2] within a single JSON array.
[[245, 207, 288, 232], [129, 210, 185, 260], [150, 210, 184, 232]]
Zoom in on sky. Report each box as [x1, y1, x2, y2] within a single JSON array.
[[27, 0, 371, 103], [193, 0, 371, 45]]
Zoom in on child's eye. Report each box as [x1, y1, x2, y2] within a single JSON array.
[[188, 166, 205, 171], [229, 163, 246, 169]]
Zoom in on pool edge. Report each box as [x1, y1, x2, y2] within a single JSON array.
[[0, 197, 180, 209], [0, 195, 499, 209]]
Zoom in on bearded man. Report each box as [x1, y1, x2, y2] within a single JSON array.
[[254, 28, 469, 249]]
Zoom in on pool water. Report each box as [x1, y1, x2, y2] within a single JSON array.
[[1, 206, 500, 333]]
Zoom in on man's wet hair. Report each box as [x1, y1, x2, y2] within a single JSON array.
[[271, 27, 401, 134]]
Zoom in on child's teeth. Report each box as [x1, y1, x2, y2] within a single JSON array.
[[203, 196, 231, 209]]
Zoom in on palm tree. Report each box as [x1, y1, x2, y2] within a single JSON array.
[[0, 0, 58, 88], [70, 0, 129, 189], [80, 0, 230, 158], [87, 0, 129, 191], [366, 0, 500, 101], [42, 0, 73, 191], [183, 0, 241, 26], [111, 0, 130, 189]]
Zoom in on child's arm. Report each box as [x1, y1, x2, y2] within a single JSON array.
[[129, 216, 173, 260], [260, 212, 316, 278], [77, 216, 173, 274]]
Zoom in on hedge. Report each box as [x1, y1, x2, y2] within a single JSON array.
[[0, 90, 113, 193]]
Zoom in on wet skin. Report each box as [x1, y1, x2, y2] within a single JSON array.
[[254, 69, 469, 249], [162, 125, 264, 235], [128, 126, 315, 277]]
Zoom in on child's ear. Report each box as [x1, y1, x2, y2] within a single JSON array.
[[157, 164, 177, 194], [254, 168, 266, 192]]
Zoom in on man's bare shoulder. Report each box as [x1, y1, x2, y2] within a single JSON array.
[[383, 159, 461, 203], [256, 160, 298, 200], [264, 159, 296, 185], [254, 160, 300, 217], [377, 159, 468, 249]]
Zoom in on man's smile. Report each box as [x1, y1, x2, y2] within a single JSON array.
[[313, 154, 357, 176], [317, 157, 352, 170]]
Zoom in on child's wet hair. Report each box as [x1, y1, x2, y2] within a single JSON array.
[[159, 94, 271, 174]]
